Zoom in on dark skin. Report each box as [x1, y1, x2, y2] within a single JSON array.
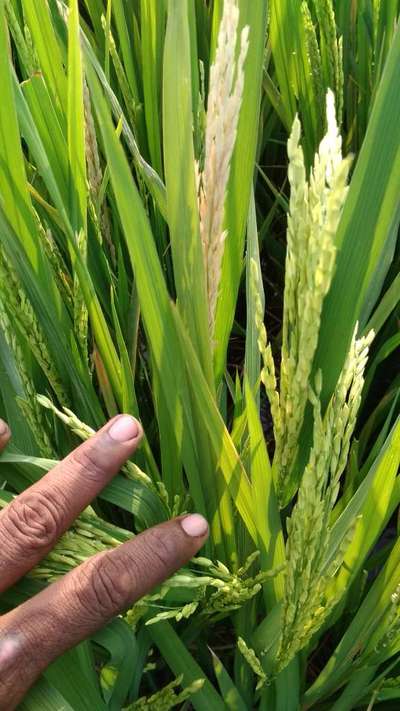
[[0, 415, 209, 710]]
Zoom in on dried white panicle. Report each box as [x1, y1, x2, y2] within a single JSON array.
[[255, 91, 352, 504], [198, 0, 249, 339], [276, 325, 373, 671]]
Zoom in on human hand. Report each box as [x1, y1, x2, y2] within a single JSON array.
[[0, 416, 208, 709]]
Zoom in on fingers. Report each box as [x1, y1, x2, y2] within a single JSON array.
[[0, 415, 143, 592], [0, 419, 10, 454], [0, 515, 208, 710]]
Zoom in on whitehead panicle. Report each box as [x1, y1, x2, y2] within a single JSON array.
[[198, 0, 249, 340]]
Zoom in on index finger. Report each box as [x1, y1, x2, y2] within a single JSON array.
[[0, 415, 143, 592]]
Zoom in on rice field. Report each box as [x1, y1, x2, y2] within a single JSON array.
[[0, 0, 399, 709]]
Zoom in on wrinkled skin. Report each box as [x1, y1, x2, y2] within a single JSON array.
[[0, 416, 208, 709]]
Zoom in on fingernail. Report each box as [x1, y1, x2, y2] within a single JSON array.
[[108, 415, 140, 442], [180, 514, 209, 537], [0, 419, 9, 436]]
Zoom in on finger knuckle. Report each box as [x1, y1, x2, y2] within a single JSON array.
[[141, 528, 178, 576], [0, 634, 28, 709], [2, 490, 65, 555], [69, 443, 109, 484], [0, 632, 21, 687], [74, 556, 130, 620]]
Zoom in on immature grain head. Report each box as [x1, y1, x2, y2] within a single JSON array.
[[256, 90, 352, 505], [277, 324, 374, 670]]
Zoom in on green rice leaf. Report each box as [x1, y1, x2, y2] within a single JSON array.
[[67, 0, 87, 234], [21, 0, 67, 120], [315, 26, 400, 403], [163, 0, 211, 379], [148, 622, 226, 711], [296, 26, 400, 475], [245, 378, 285, 607]]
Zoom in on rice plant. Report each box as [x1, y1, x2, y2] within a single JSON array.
[[0, 0, 399, 708]]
